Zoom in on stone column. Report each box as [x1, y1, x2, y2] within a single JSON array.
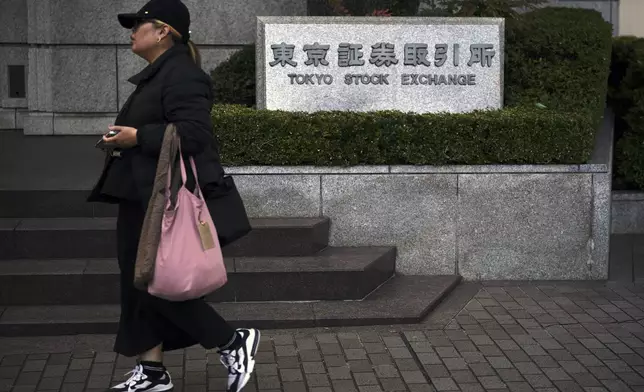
[[22, 0, 133, 135]]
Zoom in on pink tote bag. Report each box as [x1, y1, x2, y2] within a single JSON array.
[[147, 142, 227, 301]]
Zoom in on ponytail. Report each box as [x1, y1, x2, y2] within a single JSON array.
[[186, 40, 202, 68], [153, 19, 202, 68]]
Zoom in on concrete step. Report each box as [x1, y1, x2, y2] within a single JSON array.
[[0, 275, 461, 336], [0, 217, 329, 259], [0, 190, 115, 219], [0, 247, 396, 305]]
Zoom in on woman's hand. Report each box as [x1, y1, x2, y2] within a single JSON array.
[[104, 125, 138, 148]]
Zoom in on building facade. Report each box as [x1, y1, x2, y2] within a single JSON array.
[[0, 0, 624, 135]]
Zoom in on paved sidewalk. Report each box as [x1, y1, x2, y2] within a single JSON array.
[[3, 282, 644, 392]]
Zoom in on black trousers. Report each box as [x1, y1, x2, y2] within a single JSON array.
[[115, 200, 236, 357]]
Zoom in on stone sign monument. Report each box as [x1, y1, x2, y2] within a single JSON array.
[[256, 17, 504, 114]]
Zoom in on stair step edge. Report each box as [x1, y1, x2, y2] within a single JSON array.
[[0, 246, 396, 275], [0, 217, 330, 231], [0, 275, 460, 326]]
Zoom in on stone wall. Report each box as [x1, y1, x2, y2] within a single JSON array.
[[223, 164, 609, 280], [0, 0, 307, 134]]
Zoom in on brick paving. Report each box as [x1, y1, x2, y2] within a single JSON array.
[[4, 282, 644, 391]]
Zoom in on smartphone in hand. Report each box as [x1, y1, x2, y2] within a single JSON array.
[[95, 130, 120, 149]]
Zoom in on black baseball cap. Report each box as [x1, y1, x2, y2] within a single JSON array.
[[118, 0, 191, 43]]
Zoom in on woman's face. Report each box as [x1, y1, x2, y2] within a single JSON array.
[[130, 20, 163, 56]]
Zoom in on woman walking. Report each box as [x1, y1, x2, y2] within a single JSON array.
[[87, 1, 259, 391]]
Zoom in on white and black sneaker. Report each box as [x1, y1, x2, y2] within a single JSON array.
[[219, 328, 261, 392], [109, 364, 173, 391]]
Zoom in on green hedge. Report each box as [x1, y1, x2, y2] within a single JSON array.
[[210, 7, 612, 166], [504, 7, 612, 122], [609, 37, 644, 189], [212, 45, 255, 107], [213, 105, 593, 165]]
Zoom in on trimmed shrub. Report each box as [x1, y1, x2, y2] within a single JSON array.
[[609, 37, 644, 189], [211, 7, 612, 166], [609, 36, 643, 117], [211, 45, 255, 107], [213, 105, 594, 166], [505, 7, 612, 123]]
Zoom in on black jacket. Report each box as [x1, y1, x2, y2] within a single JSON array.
[[88, 45, 225, 207]]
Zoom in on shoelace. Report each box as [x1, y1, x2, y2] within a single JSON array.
[[121, 365, 146, 387], [220, 350, 244, 374]]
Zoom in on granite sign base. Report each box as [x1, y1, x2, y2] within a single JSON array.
[[226, 164, 611, 280]]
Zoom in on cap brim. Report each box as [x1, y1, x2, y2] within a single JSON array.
[[117, 13, 140, 29]]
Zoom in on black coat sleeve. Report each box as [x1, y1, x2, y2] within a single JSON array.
[[136, 69, 214, 157]]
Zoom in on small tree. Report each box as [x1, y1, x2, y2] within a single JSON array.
[[314, 0, 421, 16], [324, 0, 424, 16], [390, 0, 422, 16], [325, 0, 351, 15], [325, 0, 393, 16], [419, 0, 546, 18]]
